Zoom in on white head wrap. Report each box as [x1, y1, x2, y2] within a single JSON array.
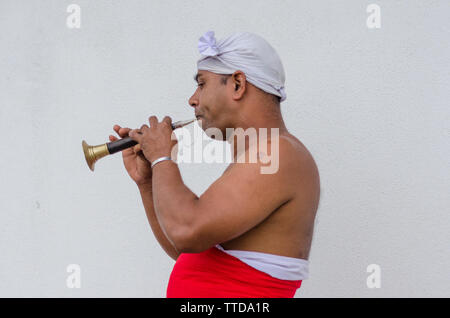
[[196, 30, 287, 102]]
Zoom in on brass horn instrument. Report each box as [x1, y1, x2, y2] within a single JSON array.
[[82, 118, 196, 171]]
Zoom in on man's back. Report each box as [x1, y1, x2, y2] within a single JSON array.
[[220, 133, 320, 260]]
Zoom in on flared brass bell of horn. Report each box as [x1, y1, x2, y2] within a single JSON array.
[[82, 118, 196, 171], [82, 140, 110, 171]]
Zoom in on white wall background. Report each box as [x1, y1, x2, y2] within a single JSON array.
[[0, 0, 448, 297]]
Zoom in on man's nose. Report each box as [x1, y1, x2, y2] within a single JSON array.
[[188, 93, 198, 108]]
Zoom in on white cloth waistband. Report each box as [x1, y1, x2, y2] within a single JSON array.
[[215, 244, 309, 281]]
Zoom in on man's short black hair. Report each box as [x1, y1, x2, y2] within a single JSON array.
[[219, 74, 231, 85]]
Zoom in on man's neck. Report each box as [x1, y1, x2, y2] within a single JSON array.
[[227, 111, 288, 162]]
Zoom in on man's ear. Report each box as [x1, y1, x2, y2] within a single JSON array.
[[231, 71, 246, 99]]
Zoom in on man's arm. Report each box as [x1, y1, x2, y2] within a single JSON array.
[[151, 138, 299, 253], [137, 183, 180, 261]]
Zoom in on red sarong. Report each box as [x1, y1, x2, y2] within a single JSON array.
[[166, 247, 302, 298]]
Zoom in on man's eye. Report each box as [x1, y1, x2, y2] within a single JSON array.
[[197, 83, 204, 88]]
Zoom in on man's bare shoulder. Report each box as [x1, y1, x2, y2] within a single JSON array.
[[220, 132, 319, 194], [221, 134, 295, 175], [277, 133, 321, 194], [279, 133, 311, 156], [277, 133, 318, 170]]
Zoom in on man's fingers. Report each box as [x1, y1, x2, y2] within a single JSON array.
[[113, 125, 132, 138], [136, 151, 148, 162], [162, 116, 172, 127], [128, 128, 142, 141], [133, 144, 142, 153], [121, 128, 132, 137], [149, 116, 158, 127]]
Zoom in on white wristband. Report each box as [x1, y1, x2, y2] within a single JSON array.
[[151, 156, 172, 168]]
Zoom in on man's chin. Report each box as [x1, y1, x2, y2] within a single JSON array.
[[196, 117, 205, 129], [196, 118, 226, 140]]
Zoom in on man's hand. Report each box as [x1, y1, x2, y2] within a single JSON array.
[[128, 116, 178, 163], [110, 124, 153, 187]]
